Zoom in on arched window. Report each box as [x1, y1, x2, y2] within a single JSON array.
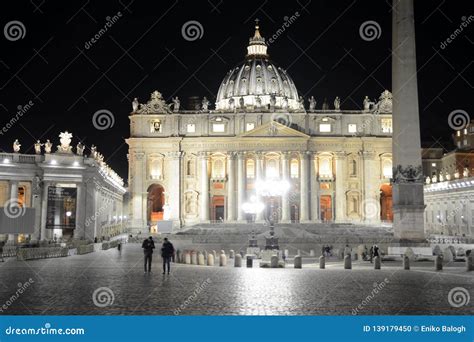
[[246, 159, 255, 179], [382, 159, 392, 178], [266, 159, 279, 179], [149, 158, 162, 180], [212, 159, 225, 178], [290, 159, 299, 178], [319, 158, 331, 176]]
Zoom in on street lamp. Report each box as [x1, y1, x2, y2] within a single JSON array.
[[242, 195, 264, 249], [255, 179, 290, 250]]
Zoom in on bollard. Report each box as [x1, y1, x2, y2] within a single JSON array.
[[344, 255, 352, 269], [271, 255, 279, 268], [212, 250, 217, 259], [310, 249, 315, 257], [374, 256, 381, 270], [466, 255, 474, 271], [403, 255, 410, 270], [191, 252, 197, 265], [229, 250, 235, 259], [297, 249, 301, 257], [319, 255, 325, 269], [435, 255, 443, 271], [185, 252, 191, 264], [219, 252, 227, 266], [234, 254, 242, 267], [294, 255, 302, 269], [207, 253, 215, 266], [246, 255, 253, 268], [197, 252, 205, 266]]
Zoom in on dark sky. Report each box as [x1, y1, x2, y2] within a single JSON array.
[[1, 0, 472, 181]]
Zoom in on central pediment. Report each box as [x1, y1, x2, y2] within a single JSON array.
[[240, 121, 309, 138]]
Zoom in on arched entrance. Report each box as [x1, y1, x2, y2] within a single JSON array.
[[380, 183, 393, 222], [320, 195, 332, 222], [147, 184, 165, 231]]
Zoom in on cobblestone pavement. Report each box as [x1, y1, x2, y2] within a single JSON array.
[[0, 244, 472, 315]]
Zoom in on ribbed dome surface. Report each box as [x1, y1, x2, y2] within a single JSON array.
[[215, 21, 300, 111]]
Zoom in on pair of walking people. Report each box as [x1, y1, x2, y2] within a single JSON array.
[[142, 237, 175, 274]]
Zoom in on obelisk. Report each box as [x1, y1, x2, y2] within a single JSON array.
[[391, 0, 425, 241]]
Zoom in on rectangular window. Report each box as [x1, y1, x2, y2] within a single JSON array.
[[187, 123, 196, 133], [319, 123, 331, 132], [246, 123, 255, 131], [348, 124, 357, 133], [212, 123, 225, 133], [381, 118, 392, 133], [464, 139, 468, 145]]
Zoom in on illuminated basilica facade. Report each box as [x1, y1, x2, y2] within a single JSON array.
[[126, 23, 395, 233]]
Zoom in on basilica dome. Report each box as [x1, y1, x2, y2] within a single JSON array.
[[215, 21, 300, 111]]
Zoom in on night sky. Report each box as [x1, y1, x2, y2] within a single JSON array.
[[1, 0, 472, 181]]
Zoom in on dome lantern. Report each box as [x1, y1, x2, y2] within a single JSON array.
[[247, 18, 268, 57]]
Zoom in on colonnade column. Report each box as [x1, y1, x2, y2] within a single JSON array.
[[40, 181, 50, 241], [310, 153, 320, 222], [74, 183, 85, 239], [199, 152, 210, 221], [255, 152, 264, 222], [299, 151, 310, 222], [168, 151, 182, 229], [361, 151, 379, 224], [334, 152, 346, 222], [226, 152, 236, 221], [236, 152, 246, 221], [281, 152, 290, 223], [7, 180, 19, 243]]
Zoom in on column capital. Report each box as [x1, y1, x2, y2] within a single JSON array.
[[359, 150, 376, 160], [333, 151, 347, 160], [198, 151, 210, 159], [281, 151, 292, 160], [298, 151, 311, 159], [236, 151, 246, 160], [227, 151, 237, 160], [166, 151, 183, 159], [255, 151, 264, 160], [134, 151, 145, 160]]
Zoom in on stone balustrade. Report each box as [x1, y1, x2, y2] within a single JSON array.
[[17, 247, 68, 260]]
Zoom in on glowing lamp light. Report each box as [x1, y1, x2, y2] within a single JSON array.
[[66, 211, 72, 217], [3, 158, 10, 164], [50, 160, 57, 165]]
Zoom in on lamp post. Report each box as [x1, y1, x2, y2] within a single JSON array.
[[242, 195, 264, 249], [255, 179, 290, 250]]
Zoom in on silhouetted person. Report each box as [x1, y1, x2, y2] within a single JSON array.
[[0, 241, 4, 262], [369, 246, 374, 263], [373, 245, 380, 259], [142, 236, 155, 273], [161, 238, 175, 275]]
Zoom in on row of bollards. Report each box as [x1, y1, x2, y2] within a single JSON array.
[[176, 249, 474, 271]]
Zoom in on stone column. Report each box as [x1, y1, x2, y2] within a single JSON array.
[[300, 151, 310, 222], [40, 181, 50, 241], [167, 151, 182, 229], [392, 0, 425, 240], [74, 183, 85, 239], [281, 152, 290, 223], [361, 151, 379, 224], [226, 152, 236, 221], [334, 152, 346, 222], [131, 152, 145, 234], [310, 152, 319, 222], [255, 152, 264, 222], [31, 177, 42, 241], [236, 152, 246, 221], [7, 180, 19, 243], [199, 152, 210, 221]]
